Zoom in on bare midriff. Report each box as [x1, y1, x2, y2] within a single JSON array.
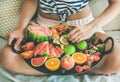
[[38, 5, 91, 21]]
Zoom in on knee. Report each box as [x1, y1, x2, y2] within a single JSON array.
[[0, 46, 19, 73]]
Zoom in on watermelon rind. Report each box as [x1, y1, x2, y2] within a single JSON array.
[[31, 56, 47, 67], [26, 25, 52, 43]]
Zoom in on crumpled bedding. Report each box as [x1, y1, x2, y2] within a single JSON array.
[[14, 73, 120, 82], [0, 38, 120, 82], [1, 66, 120, 82]]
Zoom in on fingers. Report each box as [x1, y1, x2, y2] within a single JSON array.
[[7, 33, 14, 46], [68, 27, 82, 43], [7, 32, 22, 49], [68, 27, 78, 38], [74, 34, 83, 43], [14, 38, 22, 49], [69, 32, 81, 41]]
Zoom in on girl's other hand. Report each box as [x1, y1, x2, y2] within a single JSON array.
[[67, 24, 96, 43], [7, 28, 25, 49]]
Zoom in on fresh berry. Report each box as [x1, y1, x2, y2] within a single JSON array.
[[93, 55, 100, 62], [93, 52, 100, 56], [86, 56, 94, 63], [83, 65, 91, 71], [74, 65, 83, 73]]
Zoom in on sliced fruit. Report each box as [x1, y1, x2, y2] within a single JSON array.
[[48, 44, 63, 58], [34, 42, 63, 58], [74, 65, 83, 73], [21, 42, 35, 51], [53, 24, 69, 34], [60, 36, 69, 45], [31, 57, 47, 67], [49, 44, 57, 58], [53, 47, 62, 58], [27, 25, 52, 43], [60, 44, 65, 49], [20, 50, 33, 59], [61, 56, 75, 70], [76, 40, 88, 50], [40, 52, 49, 56], [51, 28, 59, 39], [51, 24, 69, 39], [55, 46, 64, 56], [64, 45, 76, 56], [38, 42, 49, 55], [33, 42, 49, 56], [45, 58, 60, 71], [72, 52, 87, 64], [53, 36, 60, 45]]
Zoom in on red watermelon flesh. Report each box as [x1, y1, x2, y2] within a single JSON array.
[[33, 42, 48, 56], [49, 44, 56, 58], [31, 57, 47, 67], [48, 44, 63, 58], [33, 42, 63, 58], [39, 42, 49, 55], [55, 46, 64, 55], [53, 47, 61, 57], [29, 25, 51, 36]]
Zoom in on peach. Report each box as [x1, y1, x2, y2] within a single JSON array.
[[60, 56, 75, 70], [74, 65, 83, 73], [21, 42, 35, 51], [20, 50, 33, 59]]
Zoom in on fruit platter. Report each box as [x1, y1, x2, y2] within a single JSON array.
[[11, 24, 114, 75]]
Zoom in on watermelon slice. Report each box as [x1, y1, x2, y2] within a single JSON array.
[[53, 48, 61, 57], [56, 46, 64, 56], [31, 57, 47, 67], [33, 42, 63, 58], [38, 42, 49, 56], [48, 44, 63, 58], [27, 25, 52, 43], [49, 44, 56, 58], [33, 42, 48, 56]]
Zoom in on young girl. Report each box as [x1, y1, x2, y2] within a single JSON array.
[[0, 0, 120, 75]]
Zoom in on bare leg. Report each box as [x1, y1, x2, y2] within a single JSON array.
[[0, 45, 45, 75], [90, 32, 120, 75]]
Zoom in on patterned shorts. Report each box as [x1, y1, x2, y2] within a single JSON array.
[[30, 13, 104, 33]]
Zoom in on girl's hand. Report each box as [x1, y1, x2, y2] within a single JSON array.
[[68, 24, 96, 43], [7, 28, 25, 49]]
